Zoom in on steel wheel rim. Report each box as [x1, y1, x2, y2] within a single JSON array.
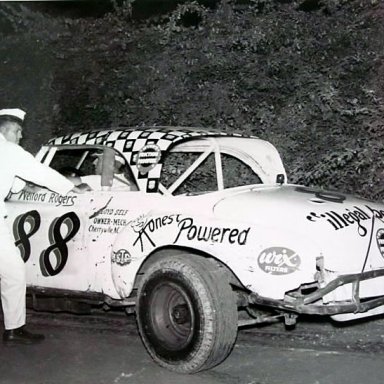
[[148, 281, 195, 350]]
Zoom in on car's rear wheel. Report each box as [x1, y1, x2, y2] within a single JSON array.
[[136, 254, 238, 373]]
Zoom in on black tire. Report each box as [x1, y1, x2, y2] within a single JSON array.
[[136, 254, 238, 373]]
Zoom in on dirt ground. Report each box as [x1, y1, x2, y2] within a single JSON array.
[[1, 309, 384, 384]]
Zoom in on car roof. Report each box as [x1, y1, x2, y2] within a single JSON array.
[[47, 126, 248, 147]]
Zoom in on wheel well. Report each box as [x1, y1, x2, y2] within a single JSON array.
[[133, 246, 244, 292]]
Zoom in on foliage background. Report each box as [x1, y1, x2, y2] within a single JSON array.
[[0, 0, 383, 200]]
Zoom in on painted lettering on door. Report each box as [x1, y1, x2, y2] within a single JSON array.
[[13, 210, 80, 276]]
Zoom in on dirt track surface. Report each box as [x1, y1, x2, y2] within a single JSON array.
[[1, 309, 384, 384]]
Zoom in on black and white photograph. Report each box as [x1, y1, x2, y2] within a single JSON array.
[[0, 0, 383, 383]]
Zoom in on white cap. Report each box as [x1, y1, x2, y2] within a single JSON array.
[[0, 108, 26, 122]]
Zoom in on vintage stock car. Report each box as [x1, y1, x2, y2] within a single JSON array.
[[5, 126, 384, 373]]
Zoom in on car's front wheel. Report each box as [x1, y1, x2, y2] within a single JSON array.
[[136, 254, 238, 373]]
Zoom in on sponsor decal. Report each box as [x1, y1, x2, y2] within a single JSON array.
[[173, 217, 250, 246], [112, 249, 132, 266], [307, 205, 384, 237], [133, 214, 181, 251], [377, 229, 384, 259], [17, 190, 77, 207], [132, 215, 250, 252], [136, 144, 162, 173], [88, 208, 130, 235], [257, 247, 301, 275]]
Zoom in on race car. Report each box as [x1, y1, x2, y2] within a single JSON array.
[[5, 126, 384, 373]]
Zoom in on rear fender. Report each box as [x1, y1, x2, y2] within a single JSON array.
[[110, 212, 249, 298]]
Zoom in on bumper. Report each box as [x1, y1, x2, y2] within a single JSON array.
[[249, 268, 384, 316]]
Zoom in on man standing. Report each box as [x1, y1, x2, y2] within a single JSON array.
[[0, 108, 80, 345]]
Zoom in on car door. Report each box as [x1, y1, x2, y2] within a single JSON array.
[[6, 187, 92, 291]]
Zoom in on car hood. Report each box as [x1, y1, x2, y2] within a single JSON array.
[[211, 184, 384, 272]]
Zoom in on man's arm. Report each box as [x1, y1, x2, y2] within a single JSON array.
[[13, 144, 74, 195]]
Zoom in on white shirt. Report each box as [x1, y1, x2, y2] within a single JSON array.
[[0, 133, 74, 216]]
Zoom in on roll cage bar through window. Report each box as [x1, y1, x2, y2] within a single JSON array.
[[159, 138, 224, 196], [158, 137, 263, 196]]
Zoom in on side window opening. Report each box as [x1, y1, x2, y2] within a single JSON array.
[[48, 147, 138, 191], [160, 151, 262, 196], [49, 148, 101, 177], [221, 154, 262, 188], [161, 152, 217, 195]]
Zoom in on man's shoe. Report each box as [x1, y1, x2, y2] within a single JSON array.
[[3, 326, 45, 345]]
